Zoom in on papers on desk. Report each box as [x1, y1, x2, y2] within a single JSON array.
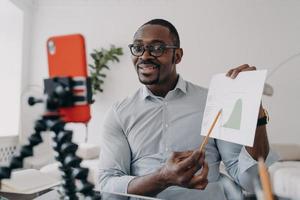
[[201, 70, 267, 147], [0, 169, 60, 194]]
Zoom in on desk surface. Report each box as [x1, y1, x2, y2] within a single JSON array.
[[0, 189, 51, 200], [1, 190, 162, 200], [34, 190, 162, 200]]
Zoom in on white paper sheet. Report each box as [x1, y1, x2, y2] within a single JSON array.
[[0, 169, 60, 194], [201, 70, 267, 147]]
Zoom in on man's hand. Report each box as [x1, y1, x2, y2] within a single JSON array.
[[159, 150, 209, 189], [226, 64, 257, 79], [127, 150, 208, 196]]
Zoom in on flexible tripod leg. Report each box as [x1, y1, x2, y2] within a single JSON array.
[[0, 119, 46, 181], [50, 119, 101, 200], [50, 119, 78, 200]]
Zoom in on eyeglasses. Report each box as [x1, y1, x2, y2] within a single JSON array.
[[128, 43, 178, 57]]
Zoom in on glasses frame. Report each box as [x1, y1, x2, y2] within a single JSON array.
[[128, 43, 178, 57]]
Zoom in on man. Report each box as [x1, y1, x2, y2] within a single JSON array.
[[98, 19, 277, 199]]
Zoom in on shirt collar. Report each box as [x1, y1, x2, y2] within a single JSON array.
[[141, 75, 187, 100]]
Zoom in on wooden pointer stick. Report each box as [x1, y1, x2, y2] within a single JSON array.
[[199, 109, 222, 152], [258, 157, 274, 200]]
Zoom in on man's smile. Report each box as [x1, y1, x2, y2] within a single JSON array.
[[137, 60, 160, 74], [138, 64, 159, 74]]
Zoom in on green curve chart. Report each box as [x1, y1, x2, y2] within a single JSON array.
[[223, 98, 242, 130]]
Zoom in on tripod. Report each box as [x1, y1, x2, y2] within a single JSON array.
[[0, 77, 101, 200]]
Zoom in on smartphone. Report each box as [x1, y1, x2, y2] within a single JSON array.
[[46, 34, 91, 123]]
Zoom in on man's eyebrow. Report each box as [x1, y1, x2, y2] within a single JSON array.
[[133, 39, 165, 44], [149, 39, 165, 44], [133, 39, 143, 43]]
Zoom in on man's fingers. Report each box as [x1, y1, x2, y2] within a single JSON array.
[[226, 64, 249, 77], [231, 65, 256, 78], [200, 162, 209, 178], [194, 161, 209, 179], [180, 152, 205, 181], [193, 179, 208, 190], [188, 162, 209, 190], [199, 151, 205, 165], [177, 151, 193, 160], [178, 150, 201, 169], [226, 64, 257, 79], [242, 66, 256, 71], [230, 64, 249, 79], [225, 68, 234, 77], [172, 151, 194, 163], [236, 64, 251, 71]]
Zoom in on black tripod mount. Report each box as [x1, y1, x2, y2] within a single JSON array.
[[0, 77, 101, 200]]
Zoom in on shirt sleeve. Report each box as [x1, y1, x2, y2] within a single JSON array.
[[216, 139, 279, 193], [97, 105, 135, 193]]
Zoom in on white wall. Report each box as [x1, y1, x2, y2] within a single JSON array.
[[23, 0, 300, 145], [9, 0, 36, 143], [0, 0, 23, 136]]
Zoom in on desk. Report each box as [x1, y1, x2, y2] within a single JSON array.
[[1, 190, 162, 200], [34, 190, 162, 200], [0, 189, 51, 200]]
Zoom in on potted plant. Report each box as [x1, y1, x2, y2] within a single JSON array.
[[89, 45, 123, 94]]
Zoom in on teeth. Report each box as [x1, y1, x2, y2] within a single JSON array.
[[140, 66, 157, 69], [141, 67, 156, 71]]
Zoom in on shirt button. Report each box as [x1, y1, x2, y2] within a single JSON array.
[[165, 147, 169, 151], [165, 102, 168, 106], [165, 124, 169, 128]]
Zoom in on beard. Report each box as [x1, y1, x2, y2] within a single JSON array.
[[136, 59, 160, 85], [138, 72, 160, 85]]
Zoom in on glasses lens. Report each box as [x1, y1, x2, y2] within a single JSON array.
[[131, 45, 144, 56], [129, 44, 169, 57], [149, 44, 164, 57]]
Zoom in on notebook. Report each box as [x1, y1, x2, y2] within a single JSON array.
[[0, 169, 60, 194]]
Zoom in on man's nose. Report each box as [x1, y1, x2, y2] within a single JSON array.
[[140, 48, 154, 60]]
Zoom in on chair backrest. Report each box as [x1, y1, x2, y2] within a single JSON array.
[[0, 136, 18, 166]]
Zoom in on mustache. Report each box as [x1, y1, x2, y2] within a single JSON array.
[[137, 60, 160, 68]]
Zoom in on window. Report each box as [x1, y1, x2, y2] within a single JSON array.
[[0, 0, 23, 136]]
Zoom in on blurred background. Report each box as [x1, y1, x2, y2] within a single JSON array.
[[0, 0, 300, 162]]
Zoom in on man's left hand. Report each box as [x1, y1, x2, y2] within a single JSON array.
[[226, 64, 256, 79], [226, 64, 270, 160]]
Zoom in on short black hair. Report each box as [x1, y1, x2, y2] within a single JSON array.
[[141, 19, 180, 47]]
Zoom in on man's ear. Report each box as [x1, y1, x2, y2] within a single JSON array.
[[175, 48, 183, 64]]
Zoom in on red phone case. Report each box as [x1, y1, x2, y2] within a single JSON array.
[[47, 34, 91, 123]]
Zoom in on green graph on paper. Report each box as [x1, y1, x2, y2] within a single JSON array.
[[223, 98, 242, 130]]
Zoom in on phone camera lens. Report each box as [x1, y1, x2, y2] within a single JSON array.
[[48, 40, 56, 55]]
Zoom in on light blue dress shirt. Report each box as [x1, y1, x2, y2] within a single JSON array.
[[97, 75, 278, 199]]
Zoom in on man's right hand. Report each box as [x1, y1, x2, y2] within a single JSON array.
[[127, 150, 208, 196], [159, 150, 209, 190]]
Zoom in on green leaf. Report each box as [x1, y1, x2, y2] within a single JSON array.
[[103, 65, 110, 69], [88, 64, 96, 69], [89, 45, 123, 94], [99, 73, 106, 78]]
